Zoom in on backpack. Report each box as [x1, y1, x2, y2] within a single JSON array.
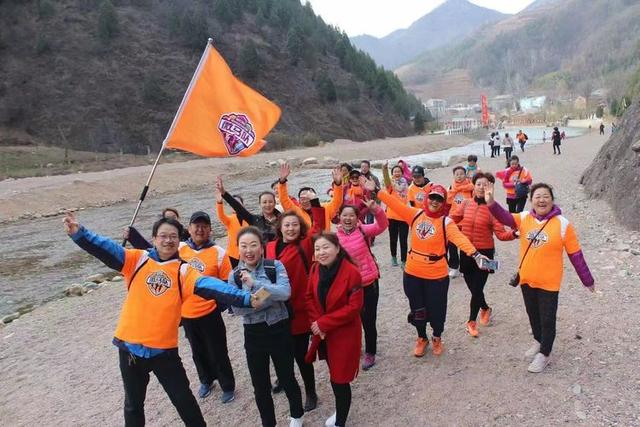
[[233, 259, 294, 318]]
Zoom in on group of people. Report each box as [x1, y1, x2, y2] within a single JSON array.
[[65, 142, 595, 426]]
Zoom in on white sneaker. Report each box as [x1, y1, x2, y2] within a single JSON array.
[[527, 352, 550, 373], [524, 342, 541, 360], [448, 268, 460, 278], [290, 415, 304, 427], [325, 412, 337, 427]]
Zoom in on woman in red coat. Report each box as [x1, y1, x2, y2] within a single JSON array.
[[306, 232, 363, 427], [265, 198, 325, 412]]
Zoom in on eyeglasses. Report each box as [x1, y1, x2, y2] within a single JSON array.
[[156, 234, 179, 241]]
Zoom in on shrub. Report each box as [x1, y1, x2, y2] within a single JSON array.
[[97, 0, 118, 42], [238, 40, 261, 79], [35, 34, 51, 54]]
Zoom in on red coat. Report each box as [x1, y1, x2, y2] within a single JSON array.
[[266, 206, 325, 335], [305, 259, 363, 383]]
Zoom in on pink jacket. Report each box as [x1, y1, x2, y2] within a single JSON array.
[[336, 207, 389, 286]]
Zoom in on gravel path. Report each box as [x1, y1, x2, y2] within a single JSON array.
[[1, 131, 639, 426]]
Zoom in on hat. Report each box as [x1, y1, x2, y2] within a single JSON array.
[[411, 165, 425, 176], [428, 185, 447, 201], [189, 211, 211, 224], [349, 169, 361, 177]]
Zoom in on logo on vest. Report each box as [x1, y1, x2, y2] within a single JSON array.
[[146, 271, 172, 296], [218, 113, 256, 156], [187, 257, 205, 273], [454, 193, 465, 204], [415, 191, 425, 203], [415, 221, 436, 240], [526, 229, 549, 248]]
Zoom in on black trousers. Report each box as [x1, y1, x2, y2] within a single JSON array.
[[403, 273, 449, 338], [460, 248, 494, 321], [118, 349, 205, 427], [331, 382, 352, 427], [553, 142, 561, 154], [244, 320, 303, 427], [388, 219, 409, 262], [361, 281, 379, 355], [507, 197, 527, 213], [229, 256, 239, 268], [447, 242, 459, 270], [292, 332, 316, 397], [491, 145, 501, 157], [504, 147, 513, 162], [519, 141, 526, 152], [521, 284, 559, 356], [182, 308, 235, 392]]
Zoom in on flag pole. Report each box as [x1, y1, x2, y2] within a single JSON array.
[[122, 38, 214, 246]]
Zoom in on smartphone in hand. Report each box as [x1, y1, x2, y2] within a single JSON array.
[[253, 287, 271, 304], [480, 258, 500, 271]]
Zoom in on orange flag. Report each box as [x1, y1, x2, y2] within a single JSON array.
[[164, 40, 281, 157]]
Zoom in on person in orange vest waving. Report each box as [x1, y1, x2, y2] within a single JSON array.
[[64, 212, 257, 426], [367, 179, 490, 358], [485, 182, 594, 373], [179, 211, 236, 403]]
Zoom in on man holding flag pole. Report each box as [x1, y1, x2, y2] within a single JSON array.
[[104, 38, 284, 426]]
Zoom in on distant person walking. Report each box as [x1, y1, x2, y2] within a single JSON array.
[[496, 155, 532, 213], [492, 132, 501, 157], [382, 162, 410, 267], [542, 130, 547, 143], [502, 133, 514, 165], [488, 132, 496, 158], [516, 130, 528, 152], [599, 123, 605, 135], [551, 127, 562, 155]]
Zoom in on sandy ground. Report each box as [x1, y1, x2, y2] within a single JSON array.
[[1, 132, 640, 426], [0, 134, 472, 222]]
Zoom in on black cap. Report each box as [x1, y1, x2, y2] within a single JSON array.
[[411, 165, 425, 176], [349, 169, 361, 177], [189, 211, 211, 224]]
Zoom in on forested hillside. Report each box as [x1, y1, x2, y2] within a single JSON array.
[[0, 0, 426, 154], [397, 0, 640, 102]]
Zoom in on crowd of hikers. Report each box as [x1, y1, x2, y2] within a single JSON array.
[[65, 139, 595, 427]]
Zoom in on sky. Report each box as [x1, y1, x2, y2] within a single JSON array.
[[306, 0, 537, 38]]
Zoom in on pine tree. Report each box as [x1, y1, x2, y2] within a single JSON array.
[[97, 0, 118, 42], [286, 26, 304, 66], [238, 40, 261, 80], [414, 111, 425, 134]]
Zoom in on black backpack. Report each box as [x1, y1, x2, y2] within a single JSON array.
[[232, 260, 294, 318]]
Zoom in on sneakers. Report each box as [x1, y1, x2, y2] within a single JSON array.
[[479, 307, 492, 326], [414, 337, 429, 357], [391, 257, 399, 267], [524, 342, 541, 360], [220, 390, 235, 404], [304, 393, 318, 412], [272, 380, 283, 394], [198, 382, 214, 399], [401, 261, 406, 270], [527, 352, 550, 373], [448, 268, 460, 278], [362, 353, 376, 370], [325, 412, 337, 427], [466, 321, 479, 337], [432, 337, 443, 355], [290, 415, 304, 427]]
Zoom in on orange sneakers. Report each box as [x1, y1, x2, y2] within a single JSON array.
[[414, 337, 428, 357], [479, 307, 492, 326], [466, 321, 479, 337], [432, 337, 443, 355]]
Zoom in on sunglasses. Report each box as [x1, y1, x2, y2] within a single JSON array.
[[428, 195, 444, 203]]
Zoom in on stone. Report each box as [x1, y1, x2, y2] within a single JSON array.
[[302, 157, 319, 166], [631, 140, 640, 153], [572, 384, 582, 395], [445, 154, 468, 167], [370, 161, 384, 169], [86, 273, 106, 283], [630, 248, 640, 256], [422, 160, 443, 170], [267, 161, 278, 168], [323, 156, 338, 163], [65, 284, 86, 297], [614, 244, 630, 252], [84, 282, 101, 291], [2, 312, 20, 324], [111, 275, 124, 282]]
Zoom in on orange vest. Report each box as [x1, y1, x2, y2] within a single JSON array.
[[447, 180, 474, 215], [179, 243, 231, 318], [407, 182, 432, 207], [514, 212, 581, 292], [115, 250, 198, 349], [216, 202, 246, 260], [385, 190, 408, 221]]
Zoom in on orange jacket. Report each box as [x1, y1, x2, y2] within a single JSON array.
[[378, 190, 477, 279], [179, 242, 232, 318], [496, 166, 532, 199], [447, 179, 474, 215], [277, 181, 343, 230], [450, 198, 515, 250], [216, 203, 247, 260]]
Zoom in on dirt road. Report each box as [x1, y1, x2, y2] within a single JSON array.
[[1, 132, 639, 426]]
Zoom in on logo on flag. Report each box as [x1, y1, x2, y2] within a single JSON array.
[[218, 113, 256, 155]]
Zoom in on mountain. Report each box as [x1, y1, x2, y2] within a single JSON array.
[[0, 0, 425, 155], [397, 0, 640, 103], [350, 0, 508, 70]]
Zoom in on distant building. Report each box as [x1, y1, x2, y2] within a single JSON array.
[[489, 95, 514, 114], [519, 96, 547, 113], [425, 99, 447, 117]]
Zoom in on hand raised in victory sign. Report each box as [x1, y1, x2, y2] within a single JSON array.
[[362, 177, 377, 192], [215, 176, 225, 202], [63, 211, 80, 236], [484, 181, 495, 205], [279, 162, 291, 183]]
